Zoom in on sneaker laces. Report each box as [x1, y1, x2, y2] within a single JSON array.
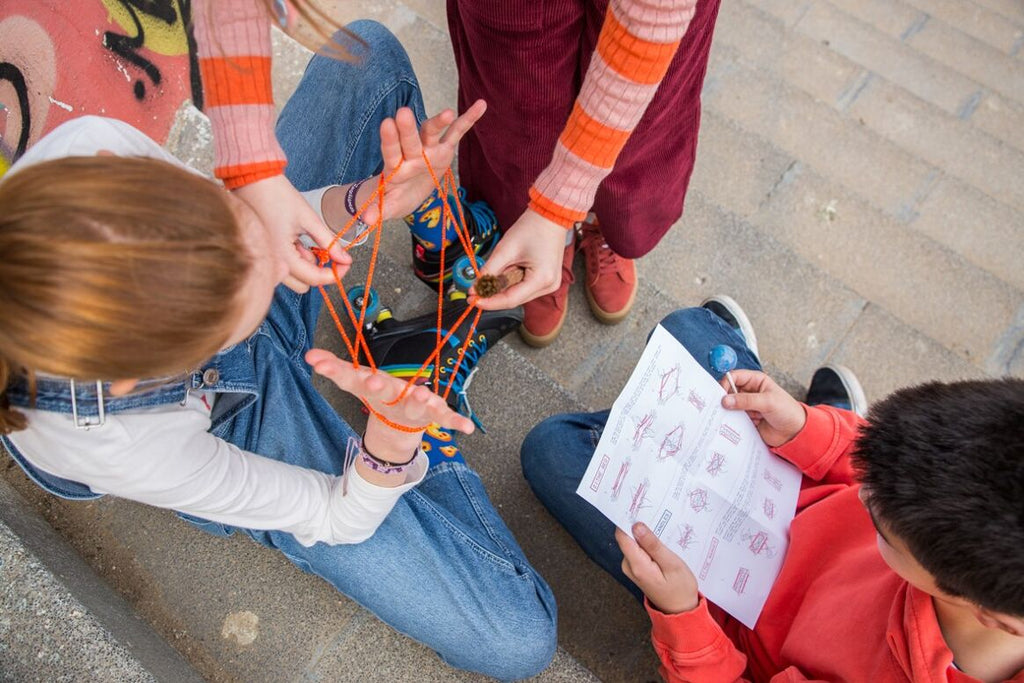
[[578, 220, 622, 280], [459, 187, 498, 243], [436, 333, 489, 432]]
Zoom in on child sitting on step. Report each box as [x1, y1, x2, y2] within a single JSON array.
[[0, 21, 555, 681], [522, 298, 1024, 682]]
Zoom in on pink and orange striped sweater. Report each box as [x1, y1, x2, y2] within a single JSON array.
[[192, 0, 696, 225]]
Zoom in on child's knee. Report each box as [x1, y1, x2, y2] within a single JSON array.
[[521, 413, 575, 480], [342, 20, 412, 70]]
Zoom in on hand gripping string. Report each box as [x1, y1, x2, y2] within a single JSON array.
[[313, 154, 486, 433]]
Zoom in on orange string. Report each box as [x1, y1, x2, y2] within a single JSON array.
[[314, 153, 485, 433]]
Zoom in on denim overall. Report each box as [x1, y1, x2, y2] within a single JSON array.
[[1, 22, 556, 680]]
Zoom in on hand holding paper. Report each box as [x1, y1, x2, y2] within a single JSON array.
[[720, 369, 808, 448], [616, 522, 699, 615]]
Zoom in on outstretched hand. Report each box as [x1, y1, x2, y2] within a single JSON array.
[[233, 175, 351, 293], [720, 369, 807, 447], [616, 522, 699, 615], [471, 208, 569, 310], [306, 349, 475, 459], [358, 100, 488, 225]]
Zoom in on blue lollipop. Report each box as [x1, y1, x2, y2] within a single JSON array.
[[709, 344, 739, 394]]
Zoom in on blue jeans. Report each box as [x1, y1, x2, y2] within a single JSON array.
[[520, 307, 761, 601], [4, 22, 555, 681], [224, 22, 556, 680]]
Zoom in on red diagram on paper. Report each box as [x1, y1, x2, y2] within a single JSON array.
[[763, 468, 783, 492], [705, 451, 726, 477], [688, 487, 711, 514], [610, 460, 631, 501], [743, 529, 777, 558], [633, 412, 657, 449], [658, 365, 681, 403], [687, 389, 706, 413], [628, 478, 652, 519], [676, 524, 697, 552], [658, 424, 685, 461]]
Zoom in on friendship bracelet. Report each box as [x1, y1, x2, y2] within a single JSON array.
[[358, 436, 417, 475], [345, 177, 371, 218]]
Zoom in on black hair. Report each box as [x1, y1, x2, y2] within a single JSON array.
[[852, 378, 1024, 616]]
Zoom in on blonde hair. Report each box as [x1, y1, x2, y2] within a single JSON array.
[[0, 156, 250, 433], [262, 0, 366, 59]]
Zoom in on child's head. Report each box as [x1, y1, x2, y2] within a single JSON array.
[[852, 378, 1024, 627], [0, 155, 275, 432]]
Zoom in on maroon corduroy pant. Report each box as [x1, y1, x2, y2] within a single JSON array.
[[447, 0, 721, 259]]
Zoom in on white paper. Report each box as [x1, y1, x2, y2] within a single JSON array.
[[576, 325, 801, 628]]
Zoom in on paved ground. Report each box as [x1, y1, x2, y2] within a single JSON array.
[[2, 0, 1022, 681]]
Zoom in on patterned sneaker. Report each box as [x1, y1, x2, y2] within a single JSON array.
[[359, 293, 523, 431], [700, 295, 760, 358], [806, 365, 868, 417], [419, 424, 465, 467], [520, 241, 576, 348], [578, 216, 637, 324], [406, 186, 500, 287]]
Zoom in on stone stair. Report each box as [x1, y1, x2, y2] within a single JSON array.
[[2, 1, 1021, 681]]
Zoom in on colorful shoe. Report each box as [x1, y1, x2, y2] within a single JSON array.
[[353, 288, 522, 431], [520, 241, 576, 348], [406, 186, 500, 287], [578, 216, 637, 324], [700, 295, 760, 358], [419, 423, 465, 467], [806, 365, 868, 417]]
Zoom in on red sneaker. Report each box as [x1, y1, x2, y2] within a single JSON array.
[[520, 241, 576, 347], [578, 217, 637, 324]]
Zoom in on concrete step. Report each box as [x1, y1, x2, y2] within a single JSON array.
[[0, 475, 203, 683], [4, 0, 1022, 681]]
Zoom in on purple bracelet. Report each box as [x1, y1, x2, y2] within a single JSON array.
[[358, 437, 416, 475], [345, 177, 371, 218]]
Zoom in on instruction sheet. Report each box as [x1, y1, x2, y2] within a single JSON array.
[[576, 325, 801, 628]]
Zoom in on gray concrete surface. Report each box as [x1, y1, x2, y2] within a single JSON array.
[[0, 477, 202, 682], [2, 0, 1022, 681]]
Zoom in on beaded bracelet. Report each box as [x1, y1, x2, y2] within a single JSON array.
[[358, 436, 417, 475]]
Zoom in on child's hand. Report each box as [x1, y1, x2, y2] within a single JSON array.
[[359, 100, 488, 224], [720, 369, 806, 447], [616, 522, 699, 615], [306, 349, 475, 456], [234, 175, 351, 293]]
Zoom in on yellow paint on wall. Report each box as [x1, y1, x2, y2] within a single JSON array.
[[101, 0, 189, 56]]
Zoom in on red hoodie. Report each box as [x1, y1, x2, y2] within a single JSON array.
[[645, 405, 1024, 682]]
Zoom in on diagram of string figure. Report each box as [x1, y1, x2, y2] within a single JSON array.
[[313, 158, 498, 434]]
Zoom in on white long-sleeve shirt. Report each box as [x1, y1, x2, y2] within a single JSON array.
[[5, 117, 425, 546]]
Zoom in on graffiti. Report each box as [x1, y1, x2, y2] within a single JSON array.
[[1, 1, 201, 158], [0, 62, 29, 161], [101, 0, 202, 107]]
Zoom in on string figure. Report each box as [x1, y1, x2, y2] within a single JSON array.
[[763, 497, 776, 520], [675, 523, 697, 552], [658, 424, 685, 461], [657, 364, 682, 403], [705, 451, 727, 477], [610, 459, 632, 501], [718, 422, 741, 445], [632, 411, 657, 450], [628, 478, 652, 520], [742, 529, 777, 559], [313, 157, 486, 433], [763, 467, 783, 492], [687, 487, 711, 514], [687, 389, 706, 413]]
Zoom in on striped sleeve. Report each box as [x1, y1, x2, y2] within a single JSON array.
[[192, 0, 287, 188], [528, 0, 697, 228]]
